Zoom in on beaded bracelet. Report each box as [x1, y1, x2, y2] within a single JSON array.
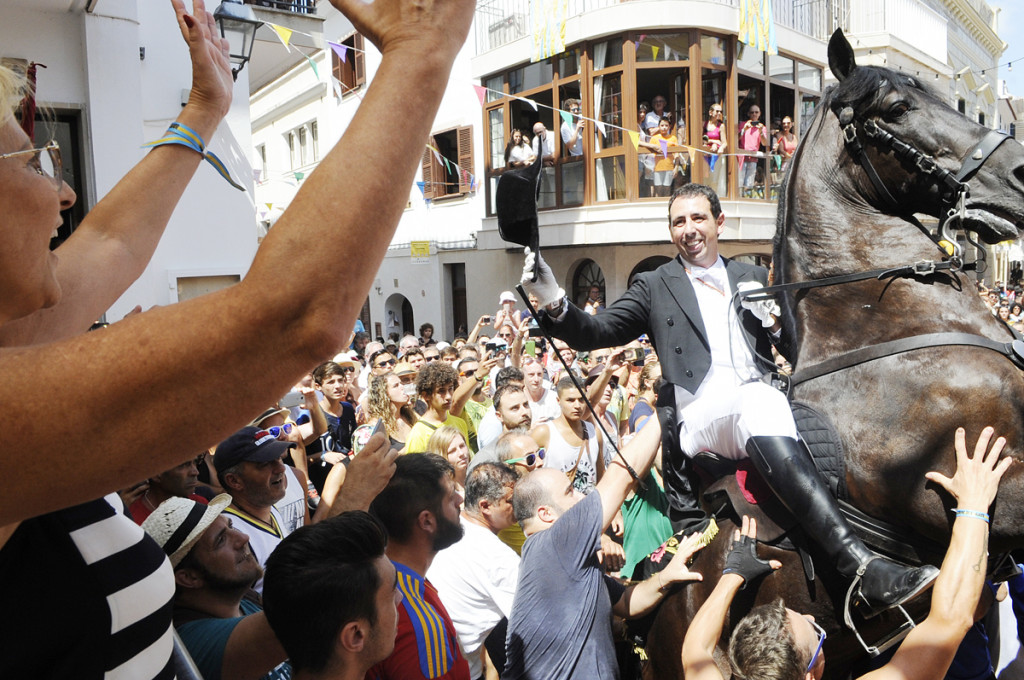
[[143, 121, 244, 191], [954, 509, 990, 523]]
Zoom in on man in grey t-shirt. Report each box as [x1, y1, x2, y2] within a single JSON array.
[[503, 419, 703, 680]]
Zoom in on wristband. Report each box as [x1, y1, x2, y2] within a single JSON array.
[[143, 122, 244, 191], [954, 509, 990, 523]]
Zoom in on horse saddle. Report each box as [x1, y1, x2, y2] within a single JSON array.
[[693, 402, 946, 567]]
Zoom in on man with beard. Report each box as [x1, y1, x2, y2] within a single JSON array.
[[142, 494, 290, 680], [368, 454, 470, 680], [214, 426, 296, 594]]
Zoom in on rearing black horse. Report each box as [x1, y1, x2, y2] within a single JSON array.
[[646, 30, 1024, 678]]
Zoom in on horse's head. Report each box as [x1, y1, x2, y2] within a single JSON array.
[[820, 29, 1024, 244]]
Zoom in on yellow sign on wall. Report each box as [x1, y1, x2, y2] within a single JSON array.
[[410, 241, 430, 263]]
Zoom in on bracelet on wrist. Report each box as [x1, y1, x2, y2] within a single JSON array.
[[954, 508, 990, 523]]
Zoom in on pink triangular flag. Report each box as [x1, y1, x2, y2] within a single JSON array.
[[659, 139, 668, 158], [473, 85, 487, 106]]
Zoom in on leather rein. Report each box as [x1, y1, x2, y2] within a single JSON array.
[[740, 110, 1022, 387]]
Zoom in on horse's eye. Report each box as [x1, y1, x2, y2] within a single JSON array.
[[887, 102, 910, 119]]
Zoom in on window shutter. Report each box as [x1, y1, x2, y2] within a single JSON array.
[[354, 34, 366, 87], [421, 146, 435, 200], [332, 48, 343, 84], [457, 126, 473, 194]]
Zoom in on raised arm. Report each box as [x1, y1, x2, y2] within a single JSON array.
[[595, 414, 661, 528], [864, 427, 1011, 680], [0, 0, 476, 526], [0, 0, 234, 346]]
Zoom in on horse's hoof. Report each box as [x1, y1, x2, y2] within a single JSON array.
[[856, 559, 939, 619]]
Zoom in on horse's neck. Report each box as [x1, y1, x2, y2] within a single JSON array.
[[780, 143, 1002, 364]]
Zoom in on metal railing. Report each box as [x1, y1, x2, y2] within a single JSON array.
[[245, 0, 317, 15], [473, 0, 842, 55]]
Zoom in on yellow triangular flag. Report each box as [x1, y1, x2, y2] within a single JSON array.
[[268, 23, 293, 50], [651, 45, 660, 61], [265, 203, 273, 210], [627, 130, 640, 149]]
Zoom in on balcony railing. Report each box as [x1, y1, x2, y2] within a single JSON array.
[[245, 0, 317, 15], [847, 0, 947, 64], [473, 0, 843, 55]]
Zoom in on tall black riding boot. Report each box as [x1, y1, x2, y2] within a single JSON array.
[[745, 436, 939, 618]]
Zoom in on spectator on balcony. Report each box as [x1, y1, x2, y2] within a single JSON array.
[[645, 95, 670, 136], [504, 128, 535, 169], [531, 122, 555, 166], [703, 103, 727, 195], [738, 104, 770, 196], [560, 99, 585, 157], [638, 101, 656, 197], [771, 115, 798, 172], [644, 117, 679, 198]]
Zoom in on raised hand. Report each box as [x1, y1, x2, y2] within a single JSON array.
[[326, 0, 475, 59], [926, 427, 1012, 513], [171, 0, 233, 121], [521, 247, 563, 308], [722, 516, 781, 588]]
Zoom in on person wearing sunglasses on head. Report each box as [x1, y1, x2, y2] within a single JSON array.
[[251, 406, 313, 533], [683, 428, 1010, 680]]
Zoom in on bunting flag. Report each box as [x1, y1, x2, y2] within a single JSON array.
[[253, 168, 262, 182], [651, 45, 660, 61], [627, 130, 640, 149], [472, 85, 487, 106], [304, 53, 319, 80], [267, 23, 294, 50], [431, 148, 443, 166], [521, 97, 539, 112], [294, 171, 305, 181], [416, 181, 425, 196], [530, 0, 568, 62], [329, 41, 348, 63], [559, 109, 574, 128], [659, 139, 668, 158], [265, 203, 273, 210], [739, 0, 777, 56], [596, 121, 607, 136], [331, 76, 343, 100]]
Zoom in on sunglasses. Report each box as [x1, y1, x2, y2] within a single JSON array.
[[341, 366, 355, 373], [0, 140, 63, 190], [506, 448, 546, 466], [374, 358, 396, 368], [460, 369, 477, 378], [424, 355, 440, 362], [266, 423, 295, 438], [805, 619, 827, 672]]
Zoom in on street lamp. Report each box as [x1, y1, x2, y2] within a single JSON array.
[[213, 0, 262, 81]]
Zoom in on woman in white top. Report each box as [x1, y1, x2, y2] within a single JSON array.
[[505, 128, 535, 168]]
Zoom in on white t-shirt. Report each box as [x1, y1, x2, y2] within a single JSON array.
[[428, 518, 520, 679], [274, 465, 306, 535], [509, 144, 535, 165], [527, 387, 561, 425]]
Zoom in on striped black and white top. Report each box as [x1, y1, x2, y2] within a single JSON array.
[[0, 493, 176, 678]]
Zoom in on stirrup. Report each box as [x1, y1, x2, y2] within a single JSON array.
[[842, 567, 916, 657]]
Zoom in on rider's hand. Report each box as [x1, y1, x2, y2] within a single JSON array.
[[926, 427, 1011, 513], [737, 281, 781, 328], [722, 516, 782, 588], [522, 247, 564, 309]]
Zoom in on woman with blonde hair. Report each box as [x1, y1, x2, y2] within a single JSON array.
[[427, 425, 470, 491], [365, 372, 417, 450]]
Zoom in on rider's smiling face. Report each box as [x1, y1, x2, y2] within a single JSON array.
[[668, 194, 726, 269]]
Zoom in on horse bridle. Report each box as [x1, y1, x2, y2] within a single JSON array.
[[837, 105, 1012, 261], [738, 106, 1024, 387]]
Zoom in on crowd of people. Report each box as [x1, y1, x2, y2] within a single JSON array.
[[1, 1, 1020, 679]]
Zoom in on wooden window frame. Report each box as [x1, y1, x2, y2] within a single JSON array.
[[331, 32, 366, 96], [420, 125, 474, 200]]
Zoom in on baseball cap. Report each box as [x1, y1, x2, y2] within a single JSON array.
[[141, 493, 232, 567], [213, 426, 294, 474]]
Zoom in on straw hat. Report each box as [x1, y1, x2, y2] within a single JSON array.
[[141, 493, 233, 567]]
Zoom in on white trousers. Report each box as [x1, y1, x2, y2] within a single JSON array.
[[678, 380, 797, 461]]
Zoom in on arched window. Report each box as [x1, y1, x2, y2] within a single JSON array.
[[572, 259, 606, 308], [627, 255, 673, 287]]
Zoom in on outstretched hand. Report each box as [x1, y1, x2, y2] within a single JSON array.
[[326, 0, 474, 59], [926, 427, 1012, 513], [659, 532, 707, 587], [722, 516, 781, 588], [171, 0, 233, 121]]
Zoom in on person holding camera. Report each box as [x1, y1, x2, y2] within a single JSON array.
[[520, 182, 938, 620], [739, 104, 770, 195]]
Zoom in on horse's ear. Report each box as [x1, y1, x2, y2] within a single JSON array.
[[828, 28, 857, 82]]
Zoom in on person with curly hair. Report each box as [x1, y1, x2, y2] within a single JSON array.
[[405, 361, 473, 455], [366, 372, 417, 450]]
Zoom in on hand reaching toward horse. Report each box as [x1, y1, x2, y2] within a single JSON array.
[[925, 426, 1011, 513], [722, 516, 782, 588]]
